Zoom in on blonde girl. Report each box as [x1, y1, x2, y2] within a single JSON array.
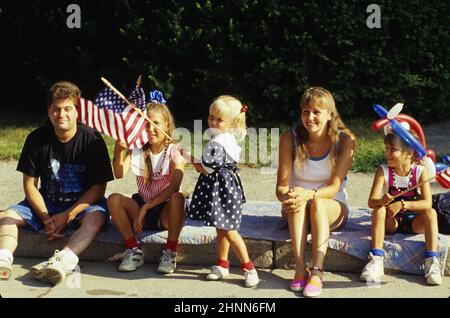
[[107, 93, 186, 274], [276, 87, 356, 297], [187, 95, 259, 287]]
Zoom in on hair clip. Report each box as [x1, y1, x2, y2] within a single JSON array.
[[241, 104, 248, 113], [149, 90, 166, 104]]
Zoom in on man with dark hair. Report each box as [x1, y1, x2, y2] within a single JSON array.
[[0, 81, 114, 285]]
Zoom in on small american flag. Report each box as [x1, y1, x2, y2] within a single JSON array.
[[436, 168, 450, 189], [77, 87, 149, 149], [128, 87, 146, 111]]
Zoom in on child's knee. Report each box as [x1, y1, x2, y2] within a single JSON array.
[[423, 208, 437, 221], [168, 193, 187, 218], [107, 193, 122, 210], [170, 192, 185, 203], [169, 192, 185, 210], [385, 219, 398, 234]]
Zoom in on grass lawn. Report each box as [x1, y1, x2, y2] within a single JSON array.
[[0, 115, 385, 172]]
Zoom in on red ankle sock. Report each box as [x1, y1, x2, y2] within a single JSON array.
[[166, 240, 178, 252], [217, 259, 230, 268], [240, 261, 255, 271], [125, 237, 140, 250]]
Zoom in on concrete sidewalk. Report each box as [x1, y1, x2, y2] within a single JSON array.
[[1, 258, 449, 298]]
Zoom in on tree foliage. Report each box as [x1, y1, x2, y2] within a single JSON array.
[[1, 0, 448, 124]]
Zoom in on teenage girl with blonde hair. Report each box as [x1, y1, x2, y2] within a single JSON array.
[[276, 87, 356, 297]]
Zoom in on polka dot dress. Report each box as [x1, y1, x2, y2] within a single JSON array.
[[188, 140, 246, 230]]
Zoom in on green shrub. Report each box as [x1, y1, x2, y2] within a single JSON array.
[[1, 1, 448, 124]]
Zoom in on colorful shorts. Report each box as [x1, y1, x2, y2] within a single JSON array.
[[395, 211, 420, 234]]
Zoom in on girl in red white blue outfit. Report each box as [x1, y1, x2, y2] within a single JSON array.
[[107, 91, 186, 275], [361, 132, 442, 286]]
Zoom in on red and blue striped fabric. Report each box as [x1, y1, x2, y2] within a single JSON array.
[[77, 87, 149, 149]]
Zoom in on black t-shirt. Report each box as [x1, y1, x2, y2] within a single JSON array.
[[17, 123, 114, 206]]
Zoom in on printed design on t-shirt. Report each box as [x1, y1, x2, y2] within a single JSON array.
[[46, 159, 86, 203]]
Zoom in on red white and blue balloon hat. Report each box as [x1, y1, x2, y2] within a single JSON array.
[[372, 103, 449, 188]]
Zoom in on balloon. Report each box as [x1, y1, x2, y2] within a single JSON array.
[[372, 114, 429, 153], [395, 114, 427, 148], [371, 118, 389, 131], [426, 149, 436, 163], [423, 157, 436, 179], [387, 103, 403, 119], [372, 105, 427, 159], [443, 155, 450, 164], [373, 104, 388, 118], [383, 120, 410, 135], [389, 119, 427, 158], [435, 168, 450, 189], [435, 162, 449, 172]]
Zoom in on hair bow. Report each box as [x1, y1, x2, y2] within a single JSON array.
[[241, 104, 248, 113], [149, 90, 166, 104]]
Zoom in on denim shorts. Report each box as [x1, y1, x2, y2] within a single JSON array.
[[8, 197, 110, 232], [131, 193, 167, 230]]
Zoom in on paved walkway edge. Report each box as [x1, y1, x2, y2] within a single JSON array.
[[15, 230, 450, 276]]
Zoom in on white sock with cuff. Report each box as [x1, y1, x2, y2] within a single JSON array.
[[0, 249, 13, 264], [58, 249, 79, 271]]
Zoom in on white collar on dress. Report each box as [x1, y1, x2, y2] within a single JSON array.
[[212, 132, 241, 162], [130, 144, 172, 176]]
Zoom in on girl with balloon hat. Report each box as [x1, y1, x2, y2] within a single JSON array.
[[361, 104, 443, 286]]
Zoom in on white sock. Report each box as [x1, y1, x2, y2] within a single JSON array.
[[0, 249, 13, 264], [60, 249, 79, 270]]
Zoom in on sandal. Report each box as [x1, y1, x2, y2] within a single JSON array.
[[290, 267, 309, 292], [290, 277, 308, 292], [303, 267, 324, 298]]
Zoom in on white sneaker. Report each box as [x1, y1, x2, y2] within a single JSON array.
[[206, 265, 230, 281], [0, 257, 12, 280], [31, 250, 78, 286], [244, 268, 259, 287], [360, 253, 384, 283], [424, 256, 442, 286], [157, 249, 177, 274], [119, 247, 144, 272]]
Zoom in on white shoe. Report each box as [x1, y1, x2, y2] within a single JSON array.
[[360, 253, 384, 283], [244, 268, 259, 287], [424, 256, 442, 286], [206, 265, 230, 281], [157, 249, 177, 274], [31, 250, 78, 286], [119, 248, 144, 272], [0, 257, 12, 280]]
